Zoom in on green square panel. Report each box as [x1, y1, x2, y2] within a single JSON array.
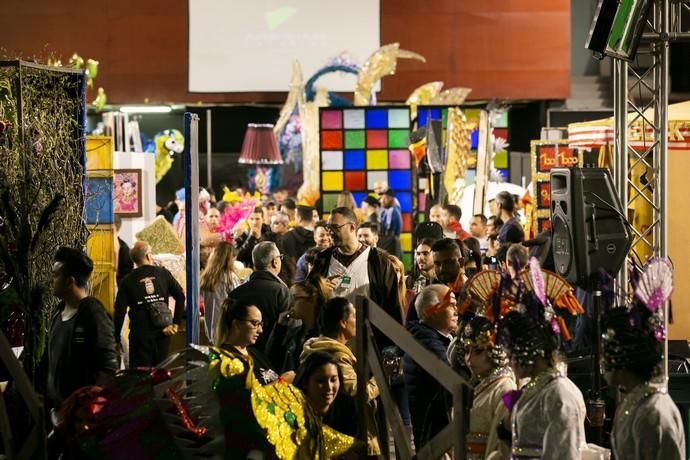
[[388, 130, 409, 148], [344, 130, 365, 149], [322, 193, 340, 215], [493, 150, 509, 169], [402, 253, 412, 272]]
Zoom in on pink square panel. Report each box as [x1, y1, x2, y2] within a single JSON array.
[[389, 150, 411, 169]]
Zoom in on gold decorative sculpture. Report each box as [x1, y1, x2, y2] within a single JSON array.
[[354, 43, 426, 106], [406, 81, 444, 120], [273, 61, 305, 136], [431, 87, 473, 105], [444, 107, 473, 205]]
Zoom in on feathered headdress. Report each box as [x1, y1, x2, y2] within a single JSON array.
[[216, 192, 262, 237], [601, 258, 672, 375], [460, 257, 584, 367]]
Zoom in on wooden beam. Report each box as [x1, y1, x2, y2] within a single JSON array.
[[365, 324, 413, 460], [366, 297, 470, 392], [415, 422, 454, 460], [355, 297, 371, 449]]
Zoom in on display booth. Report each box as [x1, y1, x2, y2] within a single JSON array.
[[568, 101, 690, 339]]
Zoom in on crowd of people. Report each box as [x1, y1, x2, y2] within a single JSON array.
[[43, 185, 685, 460]]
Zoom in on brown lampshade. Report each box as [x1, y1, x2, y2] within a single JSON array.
[[239, 123, 283, 165]]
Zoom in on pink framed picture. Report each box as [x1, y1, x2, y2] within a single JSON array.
[[113, 169, 143, 217]]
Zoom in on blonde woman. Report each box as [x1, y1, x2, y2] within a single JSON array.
[[200, 242, 243, 344], [336, 191, 365, 223]]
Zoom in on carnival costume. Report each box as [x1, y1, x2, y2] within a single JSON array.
[[208, 346, 357, 460], [449, 316, 515, 460], [496, 258, 586, 460], [603, 258, 685, 460]]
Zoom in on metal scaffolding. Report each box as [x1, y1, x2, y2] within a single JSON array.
[[613, 0, 690, 381]]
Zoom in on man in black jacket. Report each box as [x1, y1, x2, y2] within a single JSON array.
[[48, 247, 117, 409], [310, 207, 402, 325], [403, 284, 458, 450], [282, 205, 315, 261], [226, 241, 290, 354], [114, 242, 185, 368], [235, 207, 269, 268]]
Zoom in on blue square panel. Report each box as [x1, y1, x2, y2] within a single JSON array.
[[388, 170, 412, 191], [366, 109, 388, 129], [352, 192, 367, 207], [470, 128, 479, 150], [418, 108, 442, 129], [85, 177, 113, 224], [397, 193, 412, 213], [344, 150, 365, 170]]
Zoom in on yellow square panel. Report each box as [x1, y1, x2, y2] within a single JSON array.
[[87, 227, 115, 265], [400, 233, 412, 252], [366, 150, 388, 170], [322, 172, 344, 191], [86, 136, 114, 172]]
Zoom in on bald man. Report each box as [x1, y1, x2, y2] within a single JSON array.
[[114, 242, 185, 368]]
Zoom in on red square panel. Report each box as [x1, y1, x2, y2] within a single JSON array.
[[344, 171, 366, 190], [321, 130, 343, 150], [402, 213, 412, 232], [366, 130, 388, 148]]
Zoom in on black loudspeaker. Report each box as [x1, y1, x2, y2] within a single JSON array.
[[550, 168, 632, 285], [586, 0, 619, 57]]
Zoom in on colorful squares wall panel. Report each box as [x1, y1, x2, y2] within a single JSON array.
[[366, 150, 388, 170], [366, 171, 388, 189], [344, 150, 365, 170], [402, 214, 412, 232], [344, 172, 366, 190], [396, 191, 413, 213], [400, 233, 412, 252], [319, 106, 414, 269], [388, 130, 409, 148], [367, 130, 388, 148], [321, 131, 343, 150], [322, 172, 343, 191], [388, 108, 409, 128], [321, 151, 343, 170], [366, 109, 388, 129], [322, 193, 340, 212], [345, 130, 365, 149], [321, 110, 342, 129], [343, 109, 365, 129], [389, 150, 411, 169], [388, 171, 412, 193]]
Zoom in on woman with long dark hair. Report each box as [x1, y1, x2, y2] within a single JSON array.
[[301, 297, 381, 456], [266, 274, 329, 372]]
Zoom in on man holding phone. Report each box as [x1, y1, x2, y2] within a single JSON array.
[[311, 207, 402, 328]]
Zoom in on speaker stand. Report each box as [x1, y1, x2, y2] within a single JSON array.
[[587, 284, 606, 446]]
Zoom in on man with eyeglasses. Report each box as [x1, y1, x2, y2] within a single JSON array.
[[114, 241, 185, 368], [310, 207, 402, 328], [225, 241, 290, 355]]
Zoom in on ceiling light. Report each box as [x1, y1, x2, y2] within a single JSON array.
[[119, 105, 172, 114]]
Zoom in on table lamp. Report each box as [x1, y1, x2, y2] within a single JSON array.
[[239, 123, 283, 194]]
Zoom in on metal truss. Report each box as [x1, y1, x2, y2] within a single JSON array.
[[613, 0, 673, 287], [613, 0, 690, 383]]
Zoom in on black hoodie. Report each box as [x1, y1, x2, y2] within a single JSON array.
[[281, 226, 314, 261]]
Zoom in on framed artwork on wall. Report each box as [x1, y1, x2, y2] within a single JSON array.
[[113, 169, 143, 217]]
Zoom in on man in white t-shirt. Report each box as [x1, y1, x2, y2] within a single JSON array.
[[311, 207, 402, 328]]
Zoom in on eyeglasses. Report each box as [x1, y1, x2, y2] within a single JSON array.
[[274, 254, 284, 261], [326, 223, 351, 232], [242, 319, 264, 329]]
